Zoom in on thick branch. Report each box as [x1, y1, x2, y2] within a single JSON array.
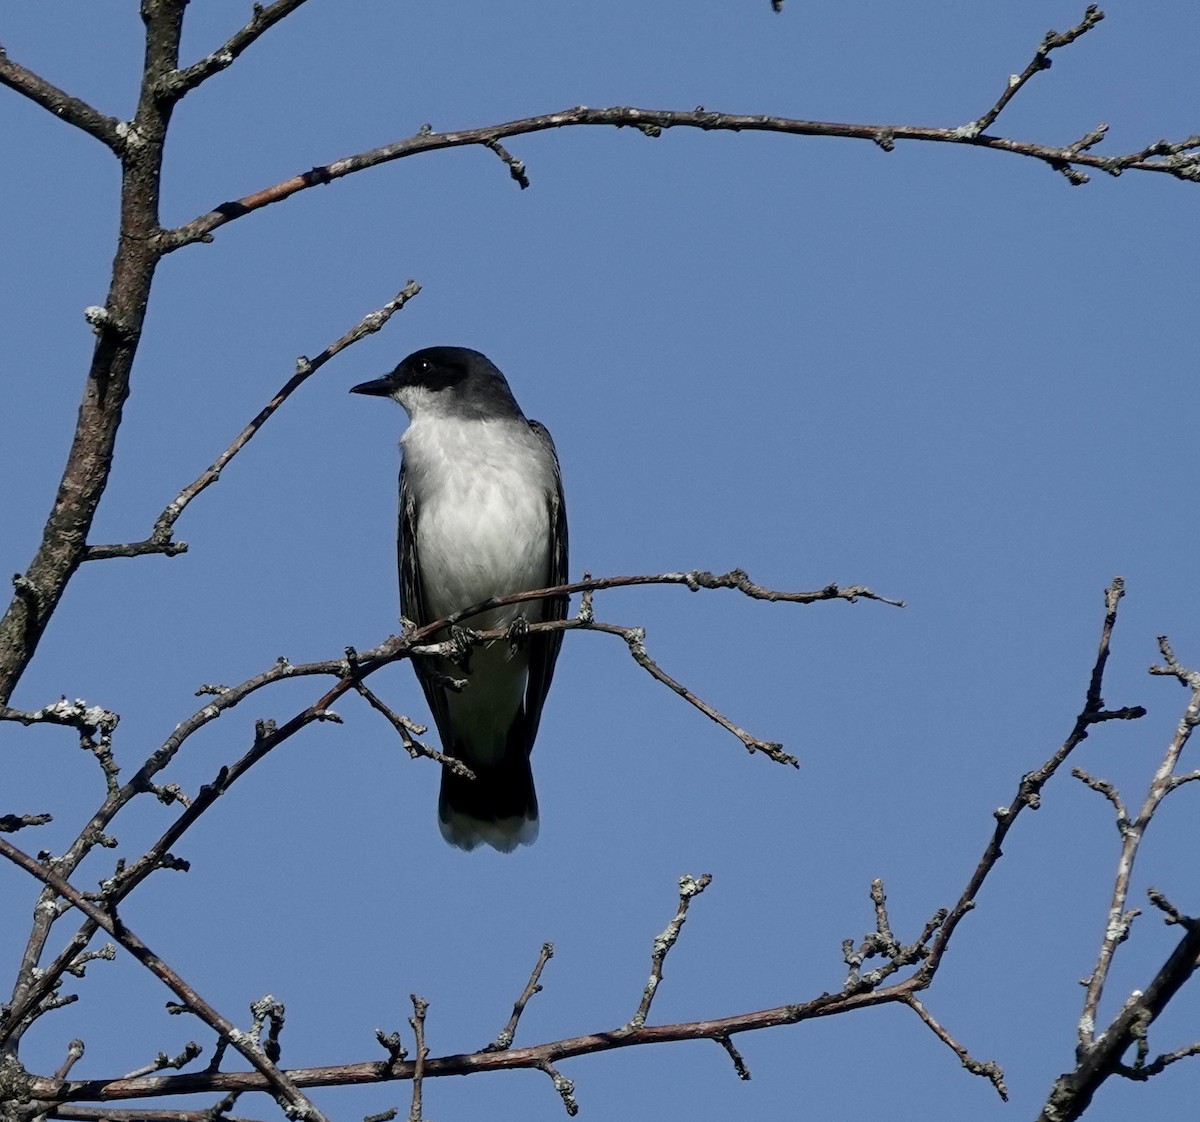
[[0, 3, 188, 708], [1040, 915, 1200, 1122]]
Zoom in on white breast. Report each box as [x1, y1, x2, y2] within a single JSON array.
[[402, 416, 555, 630]]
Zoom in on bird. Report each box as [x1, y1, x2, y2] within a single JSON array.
[[351, 347, 568, 852]]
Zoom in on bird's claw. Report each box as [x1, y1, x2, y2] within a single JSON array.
[[506, 615, 531, 658], [449, 625, 480, 669]]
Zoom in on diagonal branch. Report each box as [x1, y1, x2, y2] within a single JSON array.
[[84, 282, 421, 562], [629, 874, 712, 1029], [1040, 905, 1200, 1122], [0, 43, 125, 151], [163, 0, 317, 100], [485, 943, 555, 1052], [956, 5, 1105, 138], [915, 578, 1145, 985], [0, 836, 328, 1122]]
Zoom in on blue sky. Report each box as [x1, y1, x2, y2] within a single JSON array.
[[3, 2, 1200, 1119]]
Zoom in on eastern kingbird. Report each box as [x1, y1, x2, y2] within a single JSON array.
[[351, 347, 568, 852]]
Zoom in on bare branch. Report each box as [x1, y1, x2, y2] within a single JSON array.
[[629, 874, 712, 1029], [50, 1110, 264, 1122], [54, 1039, 85, 1082], [0, 812, 53, 834], [956, 5, 1106, 139], [486, 943, 555, 1052], [0, 3, 187, 708], [916, 578, 1144, 986], [0, 566, 891, 1044], [534, 1060, 578, 1117], [713, 1034, 751, 1081], [159, 40, 1200, 254], [904, 996, 1008, 1101], [1077, 639, 1200, 1051], [1040, 910, 1200, 1121], [85, 282, 422, 562], [121, 1042, 204, 1081], [1035, 643, 1200, 1122], [0, 836, 328, 1122], [164, 0, 317, 100], [482, 138, 530, 189], [406, 996, 429, 1122], [353, 681, 474, 780], [0, 43, 125, 151]]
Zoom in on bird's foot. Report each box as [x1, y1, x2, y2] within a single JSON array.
[[449, 625, 481, 669], [506, 615, 531, 658]]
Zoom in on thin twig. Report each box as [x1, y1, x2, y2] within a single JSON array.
[[164, 0, 317, 100], [49, 1110, 264, 1122], [486, 943, 555, 1052], [957, 6, 1106, 138], [84, 283, 421, 561], [54, 1040, 85, 1081], [1071, 767, 1131, 833], [0, 813, 53, 833], [482, 138, 530, 188], [353, 682, 474, 779], [905, 996, 1008, 1100], [629, 874, 712, 1029], [121, 1042, 204, 1081], [407, 996, 429, 1122], [0, 837, 328, 1122], [916, 578, 1145, 986], [714, 1034, 751, 1080], [1077, 637, 1200, 1047], [534, 1060, 578, 1116]]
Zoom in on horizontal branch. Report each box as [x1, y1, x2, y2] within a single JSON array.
[[160, 106, 1199, 252], [0, 42, 124, 152], [39, 953, 911, 1105]]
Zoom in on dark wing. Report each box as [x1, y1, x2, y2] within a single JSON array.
[[522, 420, 568, 750], [399, 461, 455, 748]]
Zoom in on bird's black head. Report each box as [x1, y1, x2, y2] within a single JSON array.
[[350, 346, 523, 421]]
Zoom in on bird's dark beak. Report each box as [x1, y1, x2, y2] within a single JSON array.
[[349, 375, 395, 397]]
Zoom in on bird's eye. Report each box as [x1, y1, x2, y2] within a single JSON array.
[[415, 358, 432, 375]]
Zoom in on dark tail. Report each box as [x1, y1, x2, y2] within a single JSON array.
[[438, 751, 539, 853]]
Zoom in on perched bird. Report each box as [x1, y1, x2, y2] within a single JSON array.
[[351, 347, 568, 852]]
